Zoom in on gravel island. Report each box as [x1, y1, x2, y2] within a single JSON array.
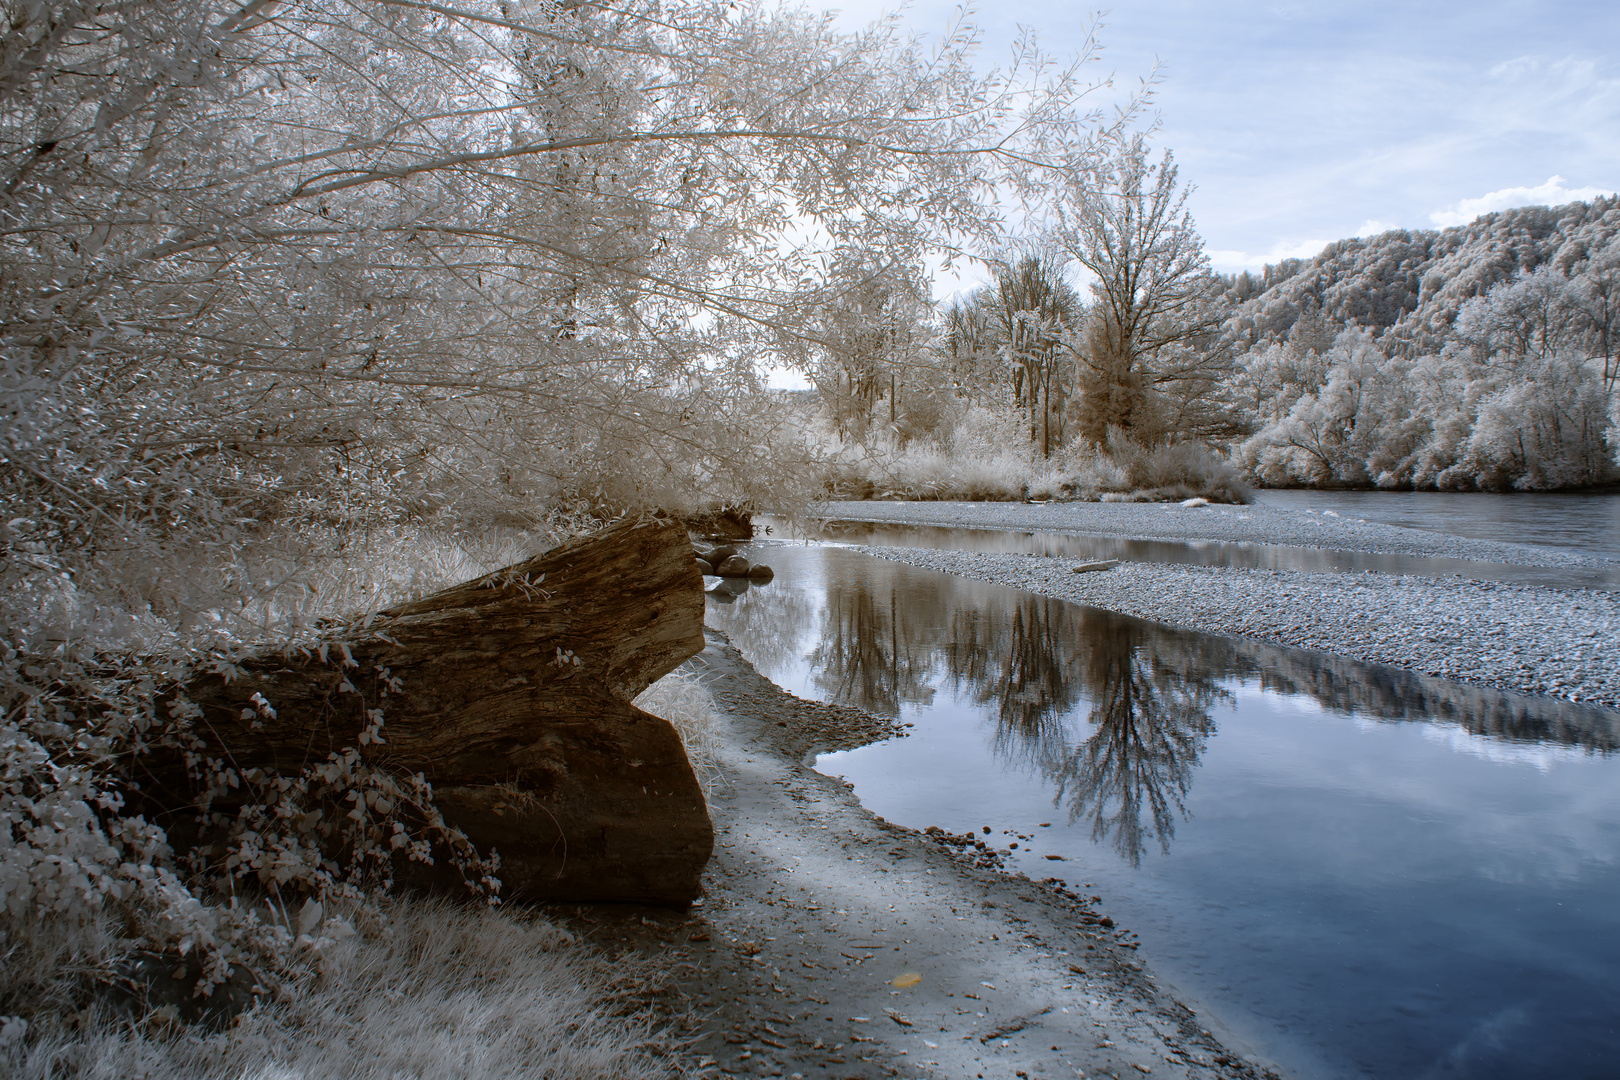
[[820, 501, 1620, 708]]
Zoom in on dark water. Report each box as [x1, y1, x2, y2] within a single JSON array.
[[707, 543, 1620, 1080], [765, 519, 1620, 592], [1251, 490, 1620, 562]]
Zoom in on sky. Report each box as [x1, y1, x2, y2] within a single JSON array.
[[828, 0, 1620, 274]]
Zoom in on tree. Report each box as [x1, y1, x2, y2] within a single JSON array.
[[990, 255, 1082, 456], [1054, 134, 1235, 445], [806, 254, 935, 442], [1452, 264, 1584, 370], [937, 254, 1081, 456], [1570, 237, 1620, 400]]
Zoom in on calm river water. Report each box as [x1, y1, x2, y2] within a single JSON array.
[[705, 543, 1620, 1080], [1251, 490, 1620, 561]]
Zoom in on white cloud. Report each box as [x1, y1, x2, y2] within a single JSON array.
[[1207, 237, 1332, 274], [1355, 219, 1399, 237], [1429, 175, 1618, 228]]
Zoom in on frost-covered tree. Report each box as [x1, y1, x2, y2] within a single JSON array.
[[990, 254, 1082, 457], [1054, 134, 1234, 445], [1222, 197, 1620, 489], [1453, 265, 1584, 369], [942, 256, 1077, 448], [1240, 329, 1418, 487], [1568, 237, 1620, 399], [934, 254, 1081, 456], [940, 293, 1002, 406], [806, 254, 941, 443], [1460, 360, 1613, 489]]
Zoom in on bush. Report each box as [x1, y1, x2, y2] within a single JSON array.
[[1055, 434, 1252, 503], [803, 406, 1251, 503]]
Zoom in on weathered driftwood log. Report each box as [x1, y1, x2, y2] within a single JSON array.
[[135, 516, 711, 905]]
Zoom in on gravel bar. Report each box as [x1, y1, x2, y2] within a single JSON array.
[[825, 499, 1616, 570], [861, 546, 1620, 708]]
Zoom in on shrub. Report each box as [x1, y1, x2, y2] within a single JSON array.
[[1057, 433, 1252, 503]]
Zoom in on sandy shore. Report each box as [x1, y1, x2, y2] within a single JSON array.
[[572, 631, 1282, 1080], [819, 501, 1620, 709]]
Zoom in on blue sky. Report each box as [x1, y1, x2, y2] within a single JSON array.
[[831, 0, 1620, 273]]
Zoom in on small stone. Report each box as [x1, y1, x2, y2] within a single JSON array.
[[718, 555, 751, 577], [747, 564, 775, 582], [696, 559, 714, 575]]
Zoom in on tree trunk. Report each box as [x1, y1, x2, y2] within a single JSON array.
[[133, 516, 712, 905]]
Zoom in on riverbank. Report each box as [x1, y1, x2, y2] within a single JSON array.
[[573, 630, 1282, 1080], [814, 501, 1620, 709]]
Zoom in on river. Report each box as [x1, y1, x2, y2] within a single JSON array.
[[704, 536, 1620, 1080]]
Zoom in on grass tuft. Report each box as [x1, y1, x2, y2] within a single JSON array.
[[635, 670, 726, 793]]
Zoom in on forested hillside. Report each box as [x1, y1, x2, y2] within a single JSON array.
[[790, 150, 1617, 500], [1221, 198, 1619, 489]]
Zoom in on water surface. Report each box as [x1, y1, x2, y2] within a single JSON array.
[[1252, 490, 1620, 561], [708, 542, 1620, 1080]]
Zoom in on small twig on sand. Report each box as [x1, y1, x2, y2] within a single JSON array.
[[979, 1007, 1054, 1043]]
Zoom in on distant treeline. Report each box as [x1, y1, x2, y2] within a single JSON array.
[[797, 180, 1618, 499]]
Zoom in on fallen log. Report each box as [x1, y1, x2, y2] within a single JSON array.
[[133, 515, 712, 905]]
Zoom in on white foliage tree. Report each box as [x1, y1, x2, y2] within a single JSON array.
[[1053, 133, 1234, 446]]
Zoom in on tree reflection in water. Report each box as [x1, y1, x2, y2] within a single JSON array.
[[945, 594, 1228, 866], [1048, 608, 1230, 866], [806, 584, 936, 718], [803, 567, 1229, 865], [710, 547, 1618, 867]]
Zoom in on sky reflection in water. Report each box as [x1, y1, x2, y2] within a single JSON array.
[[706, 543, 1620, 1080]]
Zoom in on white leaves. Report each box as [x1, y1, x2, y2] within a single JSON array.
[[0, 1016, 28, 1046], [296, 897, 323, 936]]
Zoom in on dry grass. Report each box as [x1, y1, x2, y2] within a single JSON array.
[[634, 669, 726, 794], [804, 409, 1250, 504], [4, 898, 681, 1080]]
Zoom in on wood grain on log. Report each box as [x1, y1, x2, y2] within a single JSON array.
[[135, 516, 712, 905]]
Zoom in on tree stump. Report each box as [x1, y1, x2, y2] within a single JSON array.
[[133, 516, 712, 905]]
